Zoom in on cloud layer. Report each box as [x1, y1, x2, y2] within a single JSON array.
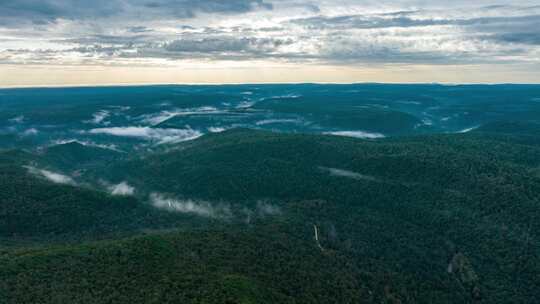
[[150, 193, 232, 218], [325, 130, 386, 139], [1, 1, 539, 82], [109, 181, 135, 196], [88, 126, 202, 144], [26, 166, 76, 185]]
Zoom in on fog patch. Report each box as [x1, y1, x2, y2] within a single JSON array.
[[320, 167, 379, 182], [236, 101, 256, 109], [256, 201, 281, 216], [264, 94, 302, 100], [109, 182, 135, 196], [50, 139, 123, 152], [141, 107, 225, 126], [85, 110, 111, 125], [397, 100, 421, 105], [242, 201, 282, 224], [108, 105, 131, 111], [324, 130, 386, 139], [25, 166, 76, 185], [87, 127, 203, 144], [256, 119, 302, 126], [150, 193, 231, 219], [22, 128, 38, 136], [9, 116, 24, 124], [421, 118, 433, 126], [457, 126, 480, 133], [208, 126, 227, 133]]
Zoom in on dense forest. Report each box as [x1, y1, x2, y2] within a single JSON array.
[[1, 123, 540, 303], [1, 84, 540, 303]]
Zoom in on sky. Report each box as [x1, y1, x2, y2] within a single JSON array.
[[1, 0, 540, 86]]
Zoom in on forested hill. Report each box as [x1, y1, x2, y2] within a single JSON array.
[[1, 127, 539, 303]]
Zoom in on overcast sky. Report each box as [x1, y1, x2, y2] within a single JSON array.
[[1, 0, 539, 86]]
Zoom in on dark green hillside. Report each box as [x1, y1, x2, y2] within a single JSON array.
[[101, 129, 540, 303], [472, 121, 540, 147], [2, 129, 540, 303], [0, 134, 37, 150], [111, 128, 540, 199], [253, 97, 422, 134], [1, 224, 368, 304], [476, 121, 540, 135], [0, 158, 209, 244], [39, 141, 123, 171]]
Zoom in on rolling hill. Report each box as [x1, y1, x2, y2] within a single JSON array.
[[2, 127, 539, 303]]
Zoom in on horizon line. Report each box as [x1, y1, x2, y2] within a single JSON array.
[[2, 81, 540, 90]]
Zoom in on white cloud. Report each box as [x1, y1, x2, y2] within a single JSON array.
[[85, 110, 111, 125], [324, 130, 386, 139], [88, 126, 203, 144], [109, 181, 135, 196], [25, 166, 76, 185], [22, 128, 38, 136], [320, 167, 379, 182], [9, 116, 24, 123], [457, 126, 480, 133], [255, 118, 302, 125], [149, 193, 231, 218], [256, 201, 281, 216], [50, 139, 123, 152], [141, 107, 225, 126], [208, 126, 227, 133], [236, 101, 256, 109], [1, 2, 540, 83]]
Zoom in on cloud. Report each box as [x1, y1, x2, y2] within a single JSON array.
[[9, 116, 25, 123], [1, 2, 539, 73], [84, 110, 111, 125], [25, 166, 76, 185], [163, 37, 293, 57], [22, 128, 38, 136], [491, 32, 540, 45], [141, 107, 224, 126], [149, 193, 231, 218], [457, 126, 480, 133], [208, 126, 227, 133], [109, 181, 135, 196], [256, 201, 281, 216], [324, 130, 386, 139], [141, 0, 272, 18], [0, 0, 272, 26], [319, 167, 379, 182], [87, 126, 203, 144], [50, 139, 123, 152], [255, 118, 303, 125]]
